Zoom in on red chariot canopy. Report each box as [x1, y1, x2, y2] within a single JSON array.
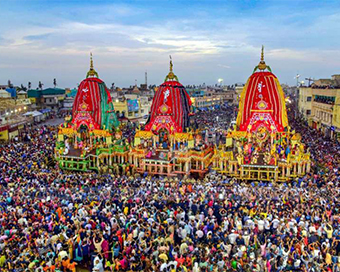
[[236, 47, 288, 133], [71, 54, 116, 131]]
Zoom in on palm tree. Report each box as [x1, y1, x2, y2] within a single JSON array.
[[20, 84, 27, 91]]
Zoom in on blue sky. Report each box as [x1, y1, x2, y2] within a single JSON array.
[[1, 0, 340, 88]]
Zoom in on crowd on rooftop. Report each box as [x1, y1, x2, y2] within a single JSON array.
[[0, 104, 339, 272]]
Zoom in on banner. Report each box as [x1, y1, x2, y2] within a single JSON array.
[[127, 99, 139, 112], [134, 137, 141, 146], [226, 137, 233, 147]]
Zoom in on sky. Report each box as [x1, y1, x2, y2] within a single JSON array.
[[1, 0, 340, 89]]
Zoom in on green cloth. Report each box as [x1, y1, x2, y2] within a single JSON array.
[[99, 83, 119, 130]]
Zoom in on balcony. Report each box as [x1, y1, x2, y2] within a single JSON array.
[[313, 96, 335, 105], [312, 101, 333, 112]]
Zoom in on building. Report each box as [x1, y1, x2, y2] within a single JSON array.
[[298, 87, 312, 121], [62, 88, 77, 113], [0, 89, 11, 98], [235, 83, 244, 101], [28, 87, 66, 112], [0, 97, 32, 141], [298, 74, 340, 140], [188, 87, 237, 110], [112, 94, 152, 124], [311, 88, 340, 138], [313, 74, 340, 87], [121, 83, 153, 97]]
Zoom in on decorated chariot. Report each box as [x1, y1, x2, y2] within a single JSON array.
[[55, 50, 310, 181], [212, 47, 311, 181]]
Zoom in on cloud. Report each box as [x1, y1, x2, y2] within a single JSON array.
[[1, 1, 340, 87], [218, 64, 231, 69], [24, 33, 51, 41]]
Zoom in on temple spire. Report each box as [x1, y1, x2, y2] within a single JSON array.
[[164, 55, 179, 82], [86, 52, 99, 78], [253, 46, 272, 73], [170, 55, 173, 73], [258, 45, 266, 71], [90, 52, 94, 70]]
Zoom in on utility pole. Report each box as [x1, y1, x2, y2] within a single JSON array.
[[305, 77, 314, 87]]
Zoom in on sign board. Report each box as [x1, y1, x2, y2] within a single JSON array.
[[127, 99, 139, 112]]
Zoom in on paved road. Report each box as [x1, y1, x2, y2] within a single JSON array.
[[41, 117, 64, 126]]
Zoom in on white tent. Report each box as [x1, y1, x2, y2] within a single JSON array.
[[24, 111, 43, 122], [32, 111, 43, 117], [23, 111, 42, 117], [23, 111, 33, 116]]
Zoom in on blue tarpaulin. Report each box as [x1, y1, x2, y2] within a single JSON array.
[[40, 109, 51, 114], [5, 88, 16, 98]]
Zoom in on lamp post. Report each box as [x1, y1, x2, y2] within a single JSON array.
[[295, 74, 300, 87]]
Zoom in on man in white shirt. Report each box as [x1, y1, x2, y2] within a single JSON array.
[[257, 218, 265, 232], [271, 216, 280, 230], [160, 260, 168, 272], [228, 230, 238, 245]]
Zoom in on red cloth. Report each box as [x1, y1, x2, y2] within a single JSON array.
[[145, 80, 191, 134], [238, 71, 286, 132], [72, 77, 108, 130]]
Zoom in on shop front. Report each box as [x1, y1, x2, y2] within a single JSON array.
[[8, 120, 29, 140], [0, 125, 9, 142]]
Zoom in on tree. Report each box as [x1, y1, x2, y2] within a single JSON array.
[[20, 84, 27, 91], [38, 81, 44, 90]]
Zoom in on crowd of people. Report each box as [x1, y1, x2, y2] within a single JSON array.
[[0, 105, 339, 272], [193, 105, 237, 146]]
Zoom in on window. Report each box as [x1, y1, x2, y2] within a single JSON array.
[[141, 109, 144, 113], [306, 110, 311, 115], [128, 112, 133, 117], [307, 96, 312, 102]]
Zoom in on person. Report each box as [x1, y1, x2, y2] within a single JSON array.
[[93, 255, 104, 272], [0, 103, 339, 271]]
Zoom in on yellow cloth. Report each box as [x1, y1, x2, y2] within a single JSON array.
[[226, 137, 232, 147], [124, 206, 129, 215], [0, 255, 6, 267], [325, 225, 333, 239], [159, 253, 168, 262], [326, 252, 332, 265], [260, 212, 268, 219]]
